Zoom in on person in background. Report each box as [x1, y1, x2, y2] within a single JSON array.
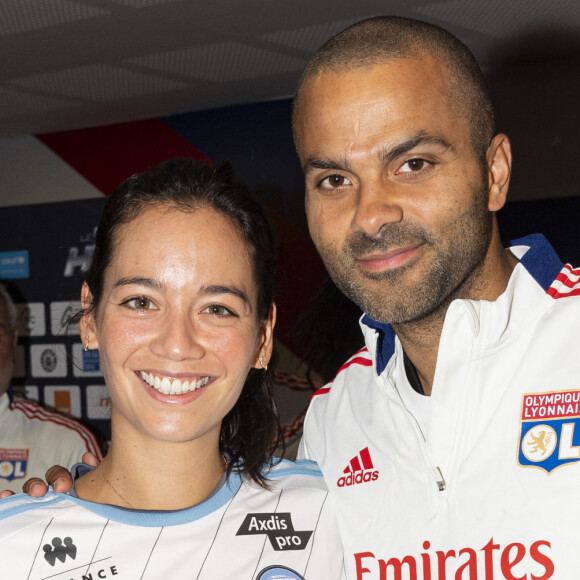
[[0, 283, 103, 492], [293, 15, 580, 578], [0, 159, 344, 579]]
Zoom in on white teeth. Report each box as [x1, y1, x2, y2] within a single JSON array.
[[139, 371, 210, 395]]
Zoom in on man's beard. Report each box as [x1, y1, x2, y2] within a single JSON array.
[[317, 185, 490, 325]]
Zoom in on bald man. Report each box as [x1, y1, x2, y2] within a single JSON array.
[[294, 16, 579, 578]]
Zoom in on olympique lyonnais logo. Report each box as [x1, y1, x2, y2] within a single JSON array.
[[236, 513, 313, 551], [0, 448, 28, 481], [518, 390, 580, 473]]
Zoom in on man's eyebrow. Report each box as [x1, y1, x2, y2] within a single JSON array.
[[113, 277, 165, 291], [303, 134, 453, 176], [379, 134, 453, 164], [303, 156, 353, 176], [199, 285, 251, 307]]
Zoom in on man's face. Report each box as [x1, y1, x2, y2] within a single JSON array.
[[294, 57, 493, 324], [0, 301, 17, 397]]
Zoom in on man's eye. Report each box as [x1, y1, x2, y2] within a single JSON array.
[[319, 174, 352, 188], [398, 159, 429, 173]]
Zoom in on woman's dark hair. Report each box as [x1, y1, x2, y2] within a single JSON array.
[[83, 157, 282, 485]]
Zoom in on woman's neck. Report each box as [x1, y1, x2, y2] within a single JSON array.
[[76, 430, 227, 511]]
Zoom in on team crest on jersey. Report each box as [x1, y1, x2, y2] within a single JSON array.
[[0, 448, 28, 481], [518, 389, 580, 473], [256, 565, 304, 580]]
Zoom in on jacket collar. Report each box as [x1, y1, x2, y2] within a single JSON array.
[[361, 234, 563, 376]]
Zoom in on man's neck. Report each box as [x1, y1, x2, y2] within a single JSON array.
[[393, 244, 519, 396]]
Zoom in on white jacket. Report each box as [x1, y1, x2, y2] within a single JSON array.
[[0, 393, 103, 492], [299, 234, 580, 579]]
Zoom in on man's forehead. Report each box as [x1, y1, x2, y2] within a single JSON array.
[[294, 57, 451, 150]]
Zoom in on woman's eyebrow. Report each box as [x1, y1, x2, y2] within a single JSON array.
[[113, 277, 165, 291], [199, 284, 251, 306]]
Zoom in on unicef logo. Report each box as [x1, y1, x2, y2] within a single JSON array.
[[40, 348, 58, 373], [522, 424, 557, 462]]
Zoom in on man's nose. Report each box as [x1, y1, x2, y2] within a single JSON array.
[[351, 180, 403, 237]]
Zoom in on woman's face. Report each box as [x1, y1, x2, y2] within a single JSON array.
[[82, 206, 274, 446]]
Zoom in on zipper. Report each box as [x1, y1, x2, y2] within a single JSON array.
[[391, 381, 447, 492]]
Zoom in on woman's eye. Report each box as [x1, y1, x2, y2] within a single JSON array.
[[398, 158, 430, 173], [203, 304, 234, 317], [125, 296, 154, 310]]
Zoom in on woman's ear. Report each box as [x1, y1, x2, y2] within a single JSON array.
[[79, 282, 98, 351], [486, 134, 512, 212], [253, 303, 276, 369]]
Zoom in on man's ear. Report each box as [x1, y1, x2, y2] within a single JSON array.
[[253, 303, 276, 369], [79, 282, 99, 351], [486, 134, 512, 212]]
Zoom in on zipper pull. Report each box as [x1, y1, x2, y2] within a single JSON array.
[[432, 466, 446, 491]]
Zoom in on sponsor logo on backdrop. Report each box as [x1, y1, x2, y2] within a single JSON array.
[[63, 228, 96, 278], [72, 344, 102, 377], [0, 250, 29, 279], [31, 344, 67, 378], [86, 385, 111, 420], [44, 386, 81, 418], [518, 390, 580, 473], [0, 448, 28, 481], [24, 386, 39, 401], [237, 513, 313, 551], [16, 302, 45, 336], [50, 301, 81, 336]]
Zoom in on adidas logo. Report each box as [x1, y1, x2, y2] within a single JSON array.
[[337, 447, 379, 487]]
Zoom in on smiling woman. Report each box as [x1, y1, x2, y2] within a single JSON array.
[[0, 159, 344, 579]]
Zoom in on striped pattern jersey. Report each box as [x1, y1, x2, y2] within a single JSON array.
[[0, 459, 345, 580]]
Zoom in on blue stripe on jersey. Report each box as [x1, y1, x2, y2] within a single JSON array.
[[61, 471, 243, 527], [0, 490, 68, 520], [265, 459, 324, 479], [508, 234, 563, 292]]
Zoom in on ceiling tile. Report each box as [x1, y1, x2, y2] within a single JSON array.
[[0, 0, 109, 36], [259, 18, 363, 52], [128, 43, 308, 82], [8, 64, 192, 101], [415, 0, 580, 38]]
